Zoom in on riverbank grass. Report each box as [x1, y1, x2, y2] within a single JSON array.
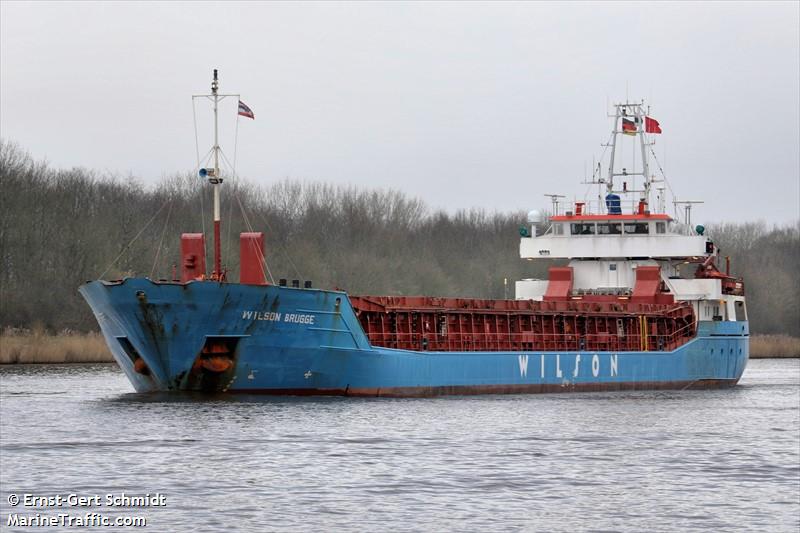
[[749, 334, 800, 359], [0, 329, 113, 364]]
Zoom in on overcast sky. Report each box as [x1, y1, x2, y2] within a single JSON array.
[[2, 1, 798, 224]]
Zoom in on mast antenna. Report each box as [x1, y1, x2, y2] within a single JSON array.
[[192, 69, 243, 281], [211, 69, 222, 279], [603, 101, 653, 212]]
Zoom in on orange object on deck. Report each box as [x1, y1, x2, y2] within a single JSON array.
[[133, 357, 150, 375], [201, 356, 233, 373]]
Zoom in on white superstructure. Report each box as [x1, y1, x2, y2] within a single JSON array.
[[516, 101, 747, 323]]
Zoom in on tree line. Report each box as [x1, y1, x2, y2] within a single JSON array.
[[1, 140, 798, 336]]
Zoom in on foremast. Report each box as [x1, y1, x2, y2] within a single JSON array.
[[194, 69, 238, 280], [211, 69, 222, 279]]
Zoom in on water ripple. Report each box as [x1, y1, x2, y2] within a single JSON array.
[[0, 359, 798, 532]]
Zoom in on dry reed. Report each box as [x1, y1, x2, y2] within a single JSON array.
[[0, 328, 113, 364], [749, 335, 800, 359]]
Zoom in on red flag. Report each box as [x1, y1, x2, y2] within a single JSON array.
[[645, 116, 661, 134]]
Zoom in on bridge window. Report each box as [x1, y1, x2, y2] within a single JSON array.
[[624, 222, 650, 234], [570, 223, 595, 235], [656, 222, 666, 234], [597, 222, 622, 235]]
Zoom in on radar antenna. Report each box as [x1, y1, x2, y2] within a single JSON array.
[[543, 194, 566, 216], [673, 200, 704, 228]]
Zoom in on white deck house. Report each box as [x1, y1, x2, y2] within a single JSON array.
[[516, 101, 746, 324]]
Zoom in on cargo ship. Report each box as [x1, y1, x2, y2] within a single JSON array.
[[80, 72, 749, 396]]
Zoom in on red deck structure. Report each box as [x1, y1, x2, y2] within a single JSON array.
[[180, 233, 206, 282], [350, 296, 695, 353], [239, 232, 267, 285]]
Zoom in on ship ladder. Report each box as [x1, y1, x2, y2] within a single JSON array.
[[639, 315, 649, 352]]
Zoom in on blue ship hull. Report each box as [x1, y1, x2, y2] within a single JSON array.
[[79, 279, 749, 396]]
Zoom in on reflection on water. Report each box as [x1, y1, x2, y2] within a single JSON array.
[[1, 360, 798, 532]]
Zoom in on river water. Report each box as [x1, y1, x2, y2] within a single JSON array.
[[1, 359, 798, 532]]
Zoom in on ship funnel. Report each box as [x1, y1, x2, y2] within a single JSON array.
[[605, 194, 622, 215]]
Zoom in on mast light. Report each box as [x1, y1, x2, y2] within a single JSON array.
[[199, 168, 219, 184]]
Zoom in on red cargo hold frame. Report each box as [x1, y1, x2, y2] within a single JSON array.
[[350, 295, 695, 353]]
